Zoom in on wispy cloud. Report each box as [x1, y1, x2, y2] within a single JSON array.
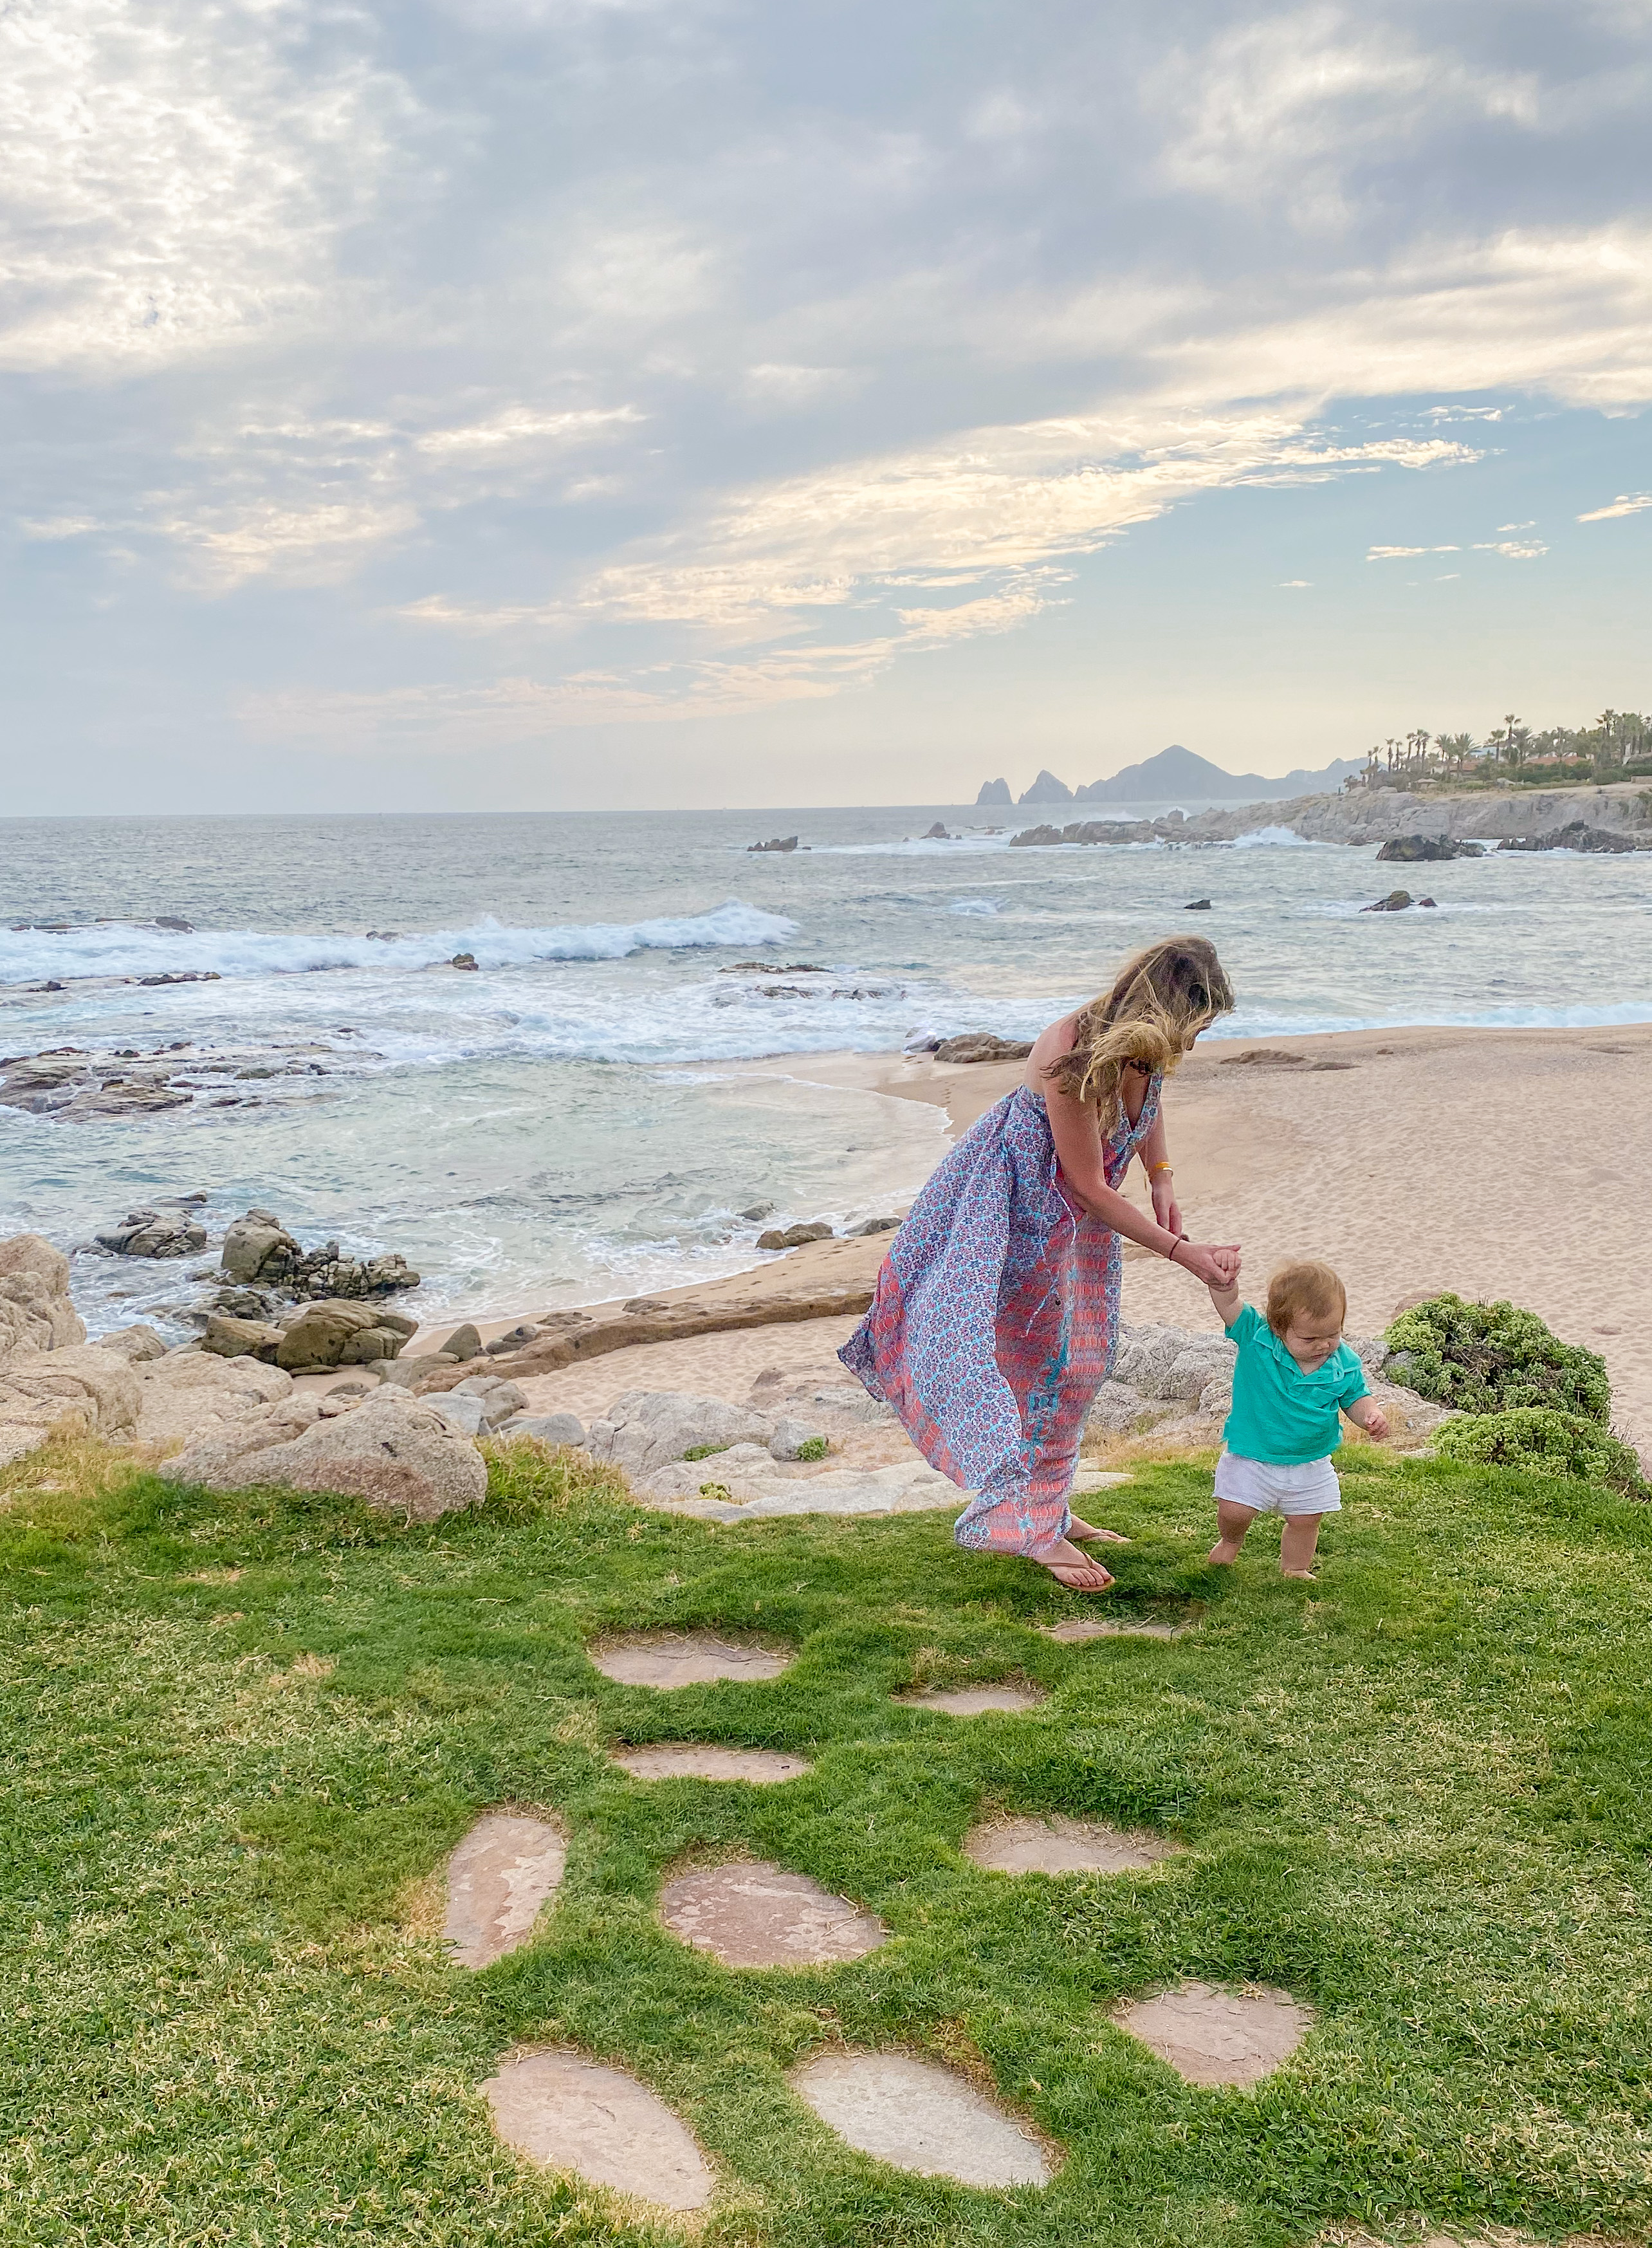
[[1577, 490, 1652, 519], [1473, 537, 1548, 557], [1368, 544, 1460, 558]]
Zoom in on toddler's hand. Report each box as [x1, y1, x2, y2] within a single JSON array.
[[1359, 1403, 1390, 1442], [1175, 1241, 1242, 1287]]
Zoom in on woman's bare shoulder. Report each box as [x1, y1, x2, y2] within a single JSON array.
[[1023, 1012, 1080, 1089]]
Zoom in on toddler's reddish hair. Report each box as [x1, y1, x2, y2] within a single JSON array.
[[1265, 1260, 1347, 1336]]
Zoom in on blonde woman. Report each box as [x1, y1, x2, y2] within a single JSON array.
[[841, 937, 1240, 1592]]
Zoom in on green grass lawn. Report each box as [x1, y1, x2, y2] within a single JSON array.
[[3, 1437, 1649, 2247]]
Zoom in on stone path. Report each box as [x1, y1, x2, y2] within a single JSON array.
[[790, 2050, 1055, 2188], [1112, 1980, 1313, 2087], [612, 1743, 812, 1783], [481, 2049, 714, 2212], [898, 1682, 1047, 1715], [964, 1816, 1184, 1877], [443, 1812, 567, 1967], [660, 1862, 887, 1967], [589, 1632, 793, 1686]]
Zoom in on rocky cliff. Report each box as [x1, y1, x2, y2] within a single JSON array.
[[1173, 780, 1652, 846]]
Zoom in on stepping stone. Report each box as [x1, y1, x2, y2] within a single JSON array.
[[481, 2049, 714, 2211], [897, 1683, 1046, 1715], [1112, 1980, 1312, 2087], [791, 2050, 1054, 2188], [612, 1743, 812, 1783], [964, 1816, 1184, 1877], [1042, 1617, 1184, 1642], [660, 1861, 886, 1967], [589, 1632, 793, 1687], [443, 1812, 568, 1967]]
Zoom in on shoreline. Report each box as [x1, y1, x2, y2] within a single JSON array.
[[385, 1020, 1652, 1446]]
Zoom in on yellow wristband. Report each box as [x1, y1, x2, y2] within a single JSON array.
[[1148, 1160, 1173, 1175]]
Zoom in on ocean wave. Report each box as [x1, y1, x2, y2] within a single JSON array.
[[0, 901, 797, 988], [1228, 825, 1318, 849], [949, 898, 1002, 916], [809, 834, 1012, 856]]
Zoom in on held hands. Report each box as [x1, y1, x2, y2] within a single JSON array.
[[1171, 1240, 1241, 1287]]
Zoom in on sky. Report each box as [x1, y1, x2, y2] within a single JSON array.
[[3, 0, 1651, 813]]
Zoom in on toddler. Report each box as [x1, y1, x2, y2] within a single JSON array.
[[1205, 1259, 1388, 1578]]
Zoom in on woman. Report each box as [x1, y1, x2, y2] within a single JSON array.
[[840, 936, 1239, 1592]]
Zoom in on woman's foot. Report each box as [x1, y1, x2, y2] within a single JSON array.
[[1068, 1516, 1130, 1544], [1031, 1538, 1115, 1592]]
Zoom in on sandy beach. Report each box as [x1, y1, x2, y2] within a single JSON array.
[[409, 1022, 1651, 1451]]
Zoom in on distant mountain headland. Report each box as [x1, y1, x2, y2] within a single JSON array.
[[976, 746, 1367, 808]]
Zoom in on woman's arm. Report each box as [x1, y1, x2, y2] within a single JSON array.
[[1135, 1109, 1183, 1240], [1045, 1080, 1237, 1285]]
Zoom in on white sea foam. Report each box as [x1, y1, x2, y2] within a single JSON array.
[[1229, 825, 1318, 848], [0, 901, 796, 987], [949, 898, 1002, 916]]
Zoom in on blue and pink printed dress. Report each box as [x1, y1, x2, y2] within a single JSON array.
[[840, 1076, 1160, 1554]]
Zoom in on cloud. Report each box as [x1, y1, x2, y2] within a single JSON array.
[[1473, 538, 1548, 557], [1578, 490, 1652, 519], [1367, 544, 1460, 558], [1278, 578, 1312, 586]]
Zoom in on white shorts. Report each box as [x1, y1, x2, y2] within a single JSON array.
[[1214, 1450, 1341, 1516]]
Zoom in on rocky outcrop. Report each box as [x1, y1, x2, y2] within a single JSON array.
[[747, 835, 799, 853], [0, 1234, 86, 1365], [134, 1352, 294, 1451], [161, 1387, 487, 1521], [1362, 889, 1418, 912], [757, 1221, 834, 1250], [218, 1207, 419, 1300], [1498, 820, 1640, 854], [976, 779, 1013, 807], [0, 1344, 142, 1461], [1175, 779, 1652, 847], [411, 1285, 879, 1392], [933, 1033, 1034, 1064], [94, 1206, 208, 1258], [1012, 818, 1155, 847], [274, 1300, 415, 1372], [583, 1391, 827, 1487], [1375, 834, 1485, 862], [94, 1324, 168, 1362], [431, 1376, 529, 1436], [1018, 769, 1074, 805]]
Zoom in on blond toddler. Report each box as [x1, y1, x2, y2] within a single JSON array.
[[1204, 1259, 1389, 1578]]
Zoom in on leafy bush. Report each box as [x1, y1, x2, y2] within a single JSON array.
[[793, 1435, 830, 1461], [1384, 1293, 1611, 1422], [1435, 1407, 1650, 1499]]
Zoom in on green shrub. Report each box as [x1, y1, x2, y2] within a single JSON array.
[[793, 1435, 830, 1461], [1435, 1407, 1650, 1499], [1384, 1293, 1611, 1422], [683, 1441, 731, 1460]]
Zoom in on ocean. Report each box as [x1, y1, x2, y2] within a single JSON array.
[[3, 806, 1649, 1340]]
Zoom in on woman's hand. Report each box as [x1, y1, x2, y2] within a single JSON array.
[[1171, 1240, 1241, 1287], [1150, 1174, 1183, 1240]]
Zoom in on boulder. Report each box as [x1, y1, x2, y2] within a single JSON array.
[[1500, 820, 1639, 855], [767, 1415, 829, 1460], [585, 1391, 778, 1480], [1009, 825, 1064, 847], [1376, 834, 1469, 862], [854, 1217, 901, 1236], [434, 1323, 482, 1362], [221, 1209, 300, 1283], [161, 1388, 487, 1520], [933, 1033, 1034, 1064], [496, 1411, 587, 1447], [484, 1323, 539, 1354], [0, 1343, 142, 1459], [0, 1233, 86, 1365], [747, 835, 799, 853], [94, 1207, 208, 1258], [1361, 889, 1413, 912], [135, 1352, 294, 1451], [436, 1377, 529, 1435], [94, 1323, 169, 1363], [201, 1314, 284, 1363], [274, 1300, 387, 1372], [757, 1221, 834, 1250]]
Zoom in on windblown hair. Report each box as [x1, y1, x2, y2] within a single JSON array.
[[1044, 936, 1234, 1130], [1266, 1259, 1347, 1338]]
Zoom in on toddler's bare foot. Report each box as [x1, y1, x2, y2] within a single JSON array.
[[1069, 1516, 1130, 1544], [1030, 1537, 1115, 1592], [1207, 1540, 1243, 1565], [1281, 1567, 1317, 1581]]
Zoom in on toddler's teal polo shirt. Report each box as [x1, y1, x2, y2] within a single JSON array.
[[1222, 1303, 1369, 1464]]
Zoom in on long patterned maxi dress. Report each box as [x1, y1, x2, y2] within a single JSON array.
[[839, 1076, 1161, 1554]]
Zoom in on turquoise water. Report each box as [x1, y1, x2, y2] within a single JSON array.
[[3, 806, 1648, 1335]]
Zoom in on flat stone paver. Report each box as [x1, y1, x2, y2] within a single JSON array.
[[443, 1812, 568, 1967], [660, 1861, 886, 1967], [589, 1632, 793, 1686], [481, 2049, 714, 2211], [897, 1683, 1047, 1715], [612, 1743, 812, 1783], [964, 1816, 1184, 1877], [791, 2050, 1055, 2188], [1113, 1980, 1313, 2087], [1042, 1617, 1184, 1642]]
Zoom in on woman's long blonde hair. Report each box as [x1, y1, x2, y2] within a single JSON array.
[[1045, 935, 1234, 1130]]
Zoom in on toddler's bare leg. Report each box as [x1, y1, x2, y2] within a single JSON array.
[[1208, 1500, 1258, 1565], [1280, 1511, 1328, 1579]]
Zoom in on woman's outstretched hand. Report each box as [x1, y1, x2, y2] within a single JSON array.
[[1173, 1240, 1241, 1286]]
